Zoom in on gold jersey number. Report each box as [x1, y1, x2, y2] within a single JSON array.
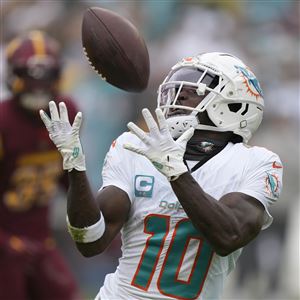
[[4, 151, 62, 211]]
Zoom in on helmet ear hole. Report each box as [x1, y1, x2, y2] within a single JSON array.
[[228, 103, 242, 112]]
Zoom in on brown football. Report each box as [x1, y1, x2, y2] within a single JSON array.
[[82, 7, 150, 92]]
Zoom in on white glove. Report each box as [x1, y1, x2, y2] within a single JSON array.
[[39, 101, 86, 171], [124, 108, 194, 181]]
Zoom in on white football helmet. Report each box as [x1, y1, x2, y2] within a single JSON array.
[[157, 52, 264, 143]]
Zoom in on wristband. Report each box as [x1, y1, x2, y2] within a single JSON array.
[[66, 212, 105, 243]]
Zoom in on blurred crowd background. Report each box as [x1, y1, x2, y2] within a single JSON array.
[[1, 1, 299, 299]]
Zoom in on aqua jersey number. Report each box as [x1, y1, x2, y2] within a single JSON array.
[[131, 214, 214, 300]]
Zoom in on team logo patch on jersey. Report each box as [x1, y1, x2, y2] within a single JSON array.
[[135, 175, 154, 198], [265, 172, 280, 199]]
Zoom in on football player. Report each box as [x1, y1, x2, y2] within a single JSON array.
[[40, 52, 283, 300], [0, 31, 80, 300]]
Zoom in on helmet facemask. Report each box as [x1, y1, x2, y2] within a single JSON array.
[[157, 66, 222, 139], [12, 59, 61, 111]]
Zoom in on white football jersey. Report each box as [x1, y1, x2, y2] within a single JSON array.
[[96, 132, 283, 300]]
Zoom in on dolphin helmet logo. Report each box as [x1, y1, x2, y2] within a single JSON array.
[[235, 65, 263, 99]]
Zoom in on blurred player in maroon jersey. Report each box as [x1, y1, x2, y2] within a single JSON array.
[[0, 31, 81, 300]]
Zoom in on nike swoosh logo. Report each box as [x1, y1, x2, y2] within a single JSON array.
[[272, 161, 282, 169]]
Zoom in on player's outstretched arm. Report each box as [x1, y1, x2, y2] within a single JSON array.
[[67, 171, 130, 257], [40, 101, 130, 257], [170, 173, 265, 256]]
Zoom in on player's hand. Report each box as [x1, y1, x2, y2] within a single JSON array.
[[124, 108, 194, 181], [40, 101, 86, 171]]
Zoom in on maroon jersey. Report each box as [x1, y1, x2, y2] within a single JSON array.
[[0, 97, 77, 241]]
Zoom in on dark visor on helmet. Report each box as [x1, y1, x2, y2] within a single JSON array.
[[167, 67, 219, 88]]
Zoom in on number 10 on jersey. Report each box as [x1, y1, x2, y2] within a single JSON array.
[[131, 214, 214, 300]]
